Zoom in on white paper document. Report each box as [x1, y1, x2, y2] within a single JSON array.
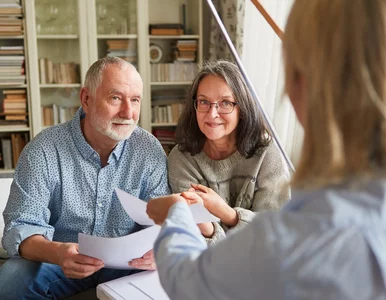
[[78, 226, 160, 269], [97, 270, 170, 300], [115, 188, 219, 225], [79, 189, 219, 269]]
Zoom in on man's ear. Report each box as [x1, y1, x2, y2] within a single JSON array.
[[80, 87, 90, 112]]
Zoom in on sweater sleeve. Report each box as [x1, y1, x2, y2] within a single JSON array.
[[168, 147, 226, 244], [168, 146, 203, 192], [220, 143, 291, 234], [251, 143, 291, 212]]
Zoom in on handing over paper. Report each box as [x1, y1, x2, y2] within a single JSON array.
[[115, 188, 219, 225], [78, 189, 219, 269]]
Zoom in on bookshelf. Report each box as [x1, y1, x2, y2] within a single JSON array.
[[25, 0, 88, 133], [93, 0, 137, 69], [0, 0, 203, 174], [0, 0, 31, 174], [144, 0, 203, 153]]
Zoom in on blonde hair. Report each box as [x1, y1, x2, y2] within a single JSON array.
[[284, 0, 386, 188]]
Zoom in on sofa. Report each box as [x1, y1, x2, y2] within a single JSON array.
[[0, 179, 97, 299]]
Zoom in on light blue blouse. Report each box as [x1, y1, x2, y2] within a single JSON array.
[[155, 179, 386, 300]]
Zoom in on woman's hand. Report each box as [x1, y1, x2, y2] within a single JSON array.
[[146, 194, 185, 225], [197, 222, 215, 238], [182, 183, 239, 227]]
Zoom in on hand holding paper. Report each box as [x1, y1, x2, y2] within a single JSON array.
[[78, 189, 218, 269], [115, 188, 219, 225]]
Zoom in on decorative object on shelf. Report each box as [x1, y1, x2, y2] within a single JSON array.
[[149, 44, 163, 63]]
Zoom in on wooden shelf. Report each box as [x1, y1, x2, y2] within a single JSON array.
[[97, 34, 137, 39], [0, 169, 14, 176], [0, 35, 24, 39], [151, 81, 192, 86], [40, 84, 81, 88], [149, 35, 200, 39], [0, 84, 27, 88], [37, 34, 79, 39], [151, 122, 178, 127], [0, 113, 28, 116], [0, 126, 30, 132]]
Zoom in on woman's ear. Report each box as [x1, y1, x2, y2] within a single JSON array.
[[287, 71, 306, 126]]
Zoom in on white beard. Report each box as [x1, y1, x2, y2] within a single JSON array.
[[90, 107, 138, 141]]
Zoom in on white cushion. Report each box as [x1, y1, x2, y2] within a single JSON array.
[[0, 178, 12, 242]]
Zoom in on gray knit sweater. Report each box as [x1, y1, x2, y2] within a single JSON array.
[[168, 142, 291, 244]]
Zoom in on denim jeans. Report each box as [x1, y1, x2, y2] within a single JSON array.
[[0, 257, 139, 299]]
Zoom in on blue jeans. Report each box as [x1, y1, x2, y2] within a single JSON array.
[[0, 257, 139, 299]]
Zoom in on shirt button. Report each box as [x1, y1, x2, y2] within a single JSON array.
[[97, 203, 103, 208]]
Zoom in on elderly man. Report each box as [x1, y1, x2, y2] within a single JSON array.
[[0, 57, 170, 299]]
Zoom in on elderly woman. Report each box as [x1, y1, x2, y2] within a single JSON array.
[[168, 60, 290, 242], [147, 0, 386, 299]]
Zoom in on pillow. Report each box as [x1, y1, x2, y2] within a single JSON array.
[[0, 178, 12, 258]]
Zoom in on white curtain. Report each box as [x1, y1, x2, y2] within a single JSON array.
[[241, 0, 303, 166]]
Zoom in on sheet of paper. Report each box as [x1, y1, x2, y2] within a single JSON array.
[[129, 271, 170, 300], [115, 188, 155, 226], [78, 225, 160, 269], [115, 188, 219, 225], [97, 270, 170, 300]]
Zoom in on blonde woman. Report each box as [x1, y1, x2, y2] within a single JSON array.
[[148, 0, 386, 299]]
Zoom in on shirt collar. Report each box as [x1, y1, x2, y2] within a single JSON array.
[[69, 107, 128, 163]]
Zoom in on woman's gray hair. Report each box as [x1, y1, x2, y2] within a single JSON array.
[[176, 60, 271, 158]]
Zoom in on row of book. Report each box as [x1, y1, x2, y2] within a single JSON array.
[[0, 54, 25, 85], [0, 14, 22, 35], [38, 58, 80, 84], [1, 88, 26, 120], [152, 103, 183, 124], [150, 62, 197, 82], [41, 105, 78, 127], [0, 88, 27, 126], [0, 133, 28, 169], [152, 129, 176, 155], [173, 40, 197, 62], [106, 39, 137, 64]]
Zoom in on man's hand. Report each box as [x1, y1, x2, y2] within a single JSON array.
[[56, 243, 105, 279], [19, 235, 104, 279], [128, 249, 156, 270], [146, 194, 185, 224]]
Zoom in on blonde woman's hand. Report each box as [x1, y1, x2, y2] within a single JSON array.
[[146, 194, 185, 225]]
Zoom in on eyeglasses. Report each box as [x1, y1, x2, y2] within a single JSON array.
[[193, 99, 238, 114]]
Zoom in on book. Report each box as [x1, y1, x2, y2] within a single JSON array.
[[3, 89, 25, 94], [150, 28, 184, 35], [5, 114, 26, 120], [149, 23, 184, 35], [10, 132, 26, 168], [1, 138, 12, 169]]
